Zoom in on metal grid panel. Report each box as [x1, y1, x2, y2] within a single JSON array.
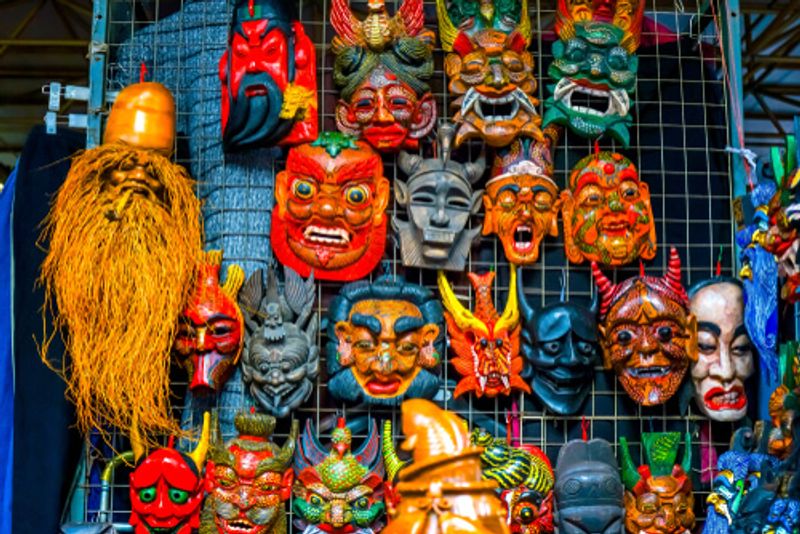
[[84, 0, 737, 529]]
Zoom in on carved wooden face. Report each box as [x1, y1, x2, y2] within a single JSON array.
[[624, 471, 695, 534], [271, 132, 390, 281], [561, 151, 656, 266], [445, 29, 542, 147]]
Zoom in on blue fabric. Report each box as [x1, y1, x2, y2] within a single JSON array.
[[0, 166, 17, 534]]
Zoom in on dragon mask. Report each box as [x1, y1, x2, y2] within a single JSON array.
[[327, 274, 444, 405], [271, 132, 390, 281], [437, 0, 542, 147], [39, 82, 203, 445], [593, 248, 698, 406], [561, 150, 656, 266], [545, 0, 645, 147], [331, 0, 436, 152], [174, 251, 245, 394], [238, 266, 319, 419], [439, 266, 530, 398], [200, 412, 297, 534], [220, 0, 317, 150], [293, 418, 387, 534], [393, 124, 486, 271], [483, 133, 560, 265], [619, 432, 694, 534]]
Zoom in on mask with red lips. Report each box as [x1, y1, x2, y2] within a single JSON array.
[[129, 414, 211, 534], [220, 0, 318, 150], [561, 150, 656, 266], [438, 266, 531, 398], [270, 132, 390, 282], [174, 250, 245, 394], [593, 248, 698, 406]]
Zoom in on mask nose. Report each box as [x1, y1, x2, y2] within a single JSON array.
[[430, 208, 450, 227], [486, 63, 508, 89]]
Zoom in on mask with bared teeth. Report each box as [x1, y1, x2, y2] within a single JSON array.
[[271, 132, 390, 281], [593, 248, 698, 406]]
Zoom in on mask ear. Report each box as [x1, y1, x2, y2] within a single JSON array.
[[373, 176, 391, 225], [470, 190, 483, 215], [482, 193, 495, 234], [445, 55, 467, 92], [686, 313, 698, 362], [335, 321, 354, 366], [549, 199, 561, 237], [418, 324, 441, 367], [280, 468, 294, 501], [335, 100, 361, 136], [597, 324, 613, 369], [409, 94, 436, 139], [275, 171, 289, 217], [560, 190, 583, 264], [395, 179, 409, 205]]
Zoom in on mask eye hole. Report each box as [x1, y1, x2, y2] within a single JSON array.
[[292, 179, 316, 201], [169, 488, 190, 504], [657, 326, 673, 342], [345, 185, 370, 205], [480, 339, 489, 348], [543, 341, 561, 354], [616, 330, 633, 345], [138, 486, 157, 503]]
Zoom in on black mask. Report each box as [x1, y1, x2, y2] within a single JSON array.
[[518, 275, 600, 414], [554, 439, 625, 534]]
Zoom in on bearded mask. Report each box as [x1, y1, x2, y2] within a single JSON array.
[[561, 151, 656, 266], [393, 124, 486, 271], [688, 279, 754, 422], [437, 0, 541, 147], [470, 428, 555, 534], [331, 0, 437, 152], [593, 248, 698, 406], [518, 275, 600, 415], [553, 439, 624, 534], [238, 267, 319, 419], [293, 418, 387, 534], [327, 274, 444, 405], [271, 132, 390, 282], [174, 251, 245, 393], [220, 0, 317, 150], [439, 266, 530, 398], [619, 432, 695, 534], [483, 135, 560, 265], [200, 412, 297, 534], [39, 82, 203, 445], [129, 413, 211, 534], [383, 399, 511, 534], [545, 0, 644, 147]]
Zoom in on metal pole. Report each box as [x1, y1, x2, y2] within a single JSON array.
[[86, 0, 109, 148]]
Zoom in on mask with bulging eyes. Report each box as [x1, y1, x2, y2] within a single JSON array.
[[545, 0, 644, 147], [518, 274, 600, 415], [554, 439, 625, 534], [393, 124, 486, 271], [238, 266, 319, 419]]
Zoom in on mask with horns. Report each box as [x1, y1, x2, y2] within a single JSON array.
[[439, 266, 530, 398], [592, 248, 698, 406], [393, 124, 486, 271], [619, 432, 695, 534], [545, 0, 645, 147], [129, 413, 211, 534]]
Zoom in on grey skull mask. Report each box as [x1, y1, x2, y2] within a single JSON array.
[[393, 123, 485, 271], [239, 266, 319, 418], [554, 439, 625, 534]]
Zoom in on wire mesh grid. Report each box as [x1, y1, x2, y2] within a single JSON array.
[[85, 0, 739, 529]]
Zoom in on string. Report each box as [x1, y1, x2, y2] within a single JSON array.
[[581, 416, 589, 441], [639, 259, 645, 278], [715, 245, 724, 276], [139, 61, 147, 83]]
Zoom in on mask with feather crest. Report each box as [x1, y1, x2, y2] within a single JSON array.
[[592, 248, 698, 406]]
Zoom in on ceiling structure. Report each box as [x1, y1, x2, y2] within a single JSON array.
[[0, 0, 797, 180]]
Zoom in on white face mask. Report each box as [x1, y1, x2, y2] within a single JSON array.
[[690, 282, 754, 422]]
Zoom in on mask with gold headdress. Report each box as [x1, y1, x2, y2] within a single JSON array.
[[39, 81, 203, 445]]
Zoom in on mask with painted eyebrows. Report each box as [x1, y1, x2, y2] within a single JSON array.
[[688, 278, 754, 422]]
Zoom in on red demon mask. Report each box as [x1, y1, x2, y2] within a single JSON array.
[[438, 266, 530, 398], [174, 250, 245, 393]]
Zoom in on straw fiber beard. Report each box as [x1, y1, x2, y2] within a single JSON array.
[[40, 144, 203, 445]]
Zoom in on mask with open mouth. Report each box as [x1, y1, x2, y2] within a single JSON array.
[[220, 0, 318, 150], [688, 278, 754, 422], [174, 251, 245, 395], [438, 266, 531, 398], [561, 150, 656, 266], [593, 248, 698, 406], [483, 133, 560, 265], [393, 123, 486, 271], [238, 266, 319, 419], [619, 432, 695, 534], [129, 414, 211, 534], [200, 412, 298, 534], [545, 0, 644, 147], [271, 132, 390, 281], [437, 0, 542, 147], [327, 274, 444, 405], [331, 0, 437, 153], [292, 418, 388, 534], [517, 273, 600, 415]]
